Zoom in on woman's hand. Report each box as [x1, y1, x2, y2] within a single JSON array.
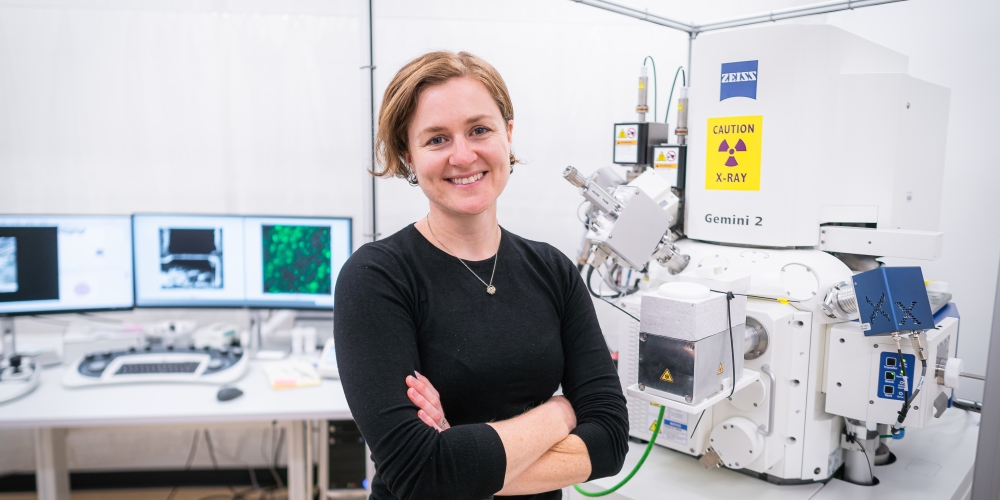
[[406, 371, 450, 432], [544, 395, 577, 434]]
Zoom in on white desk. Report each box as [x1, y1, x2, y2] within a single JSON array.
[[570, 409, 979, 500], [0, 360, 352, 500]]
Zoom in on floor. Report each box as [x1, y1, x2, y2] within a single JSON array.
[[0, 488, 287, 500]]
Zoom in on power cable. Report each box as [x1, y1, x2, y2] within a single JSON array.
[[574, 405, 665, 497]]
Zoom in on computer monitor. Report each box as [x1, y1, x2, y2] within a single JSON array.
[[0, 215, 134, 316], [132, 214, 351, 309], [243, 217, 351, 309]]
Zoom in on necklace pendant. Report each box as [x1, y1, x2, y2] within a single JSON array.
[[486, 285, 496, 295]]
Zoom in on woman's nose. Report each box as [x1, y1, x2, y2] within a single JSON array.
[[449, 136, 477, 167]]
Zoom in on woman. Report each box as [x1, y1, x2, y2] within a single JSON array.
[[334, 51, 628, 500]]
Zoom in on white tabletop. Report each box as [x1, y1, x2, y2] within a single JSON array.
[[0, 360, 352, 429], [573, 408, 979, 500]]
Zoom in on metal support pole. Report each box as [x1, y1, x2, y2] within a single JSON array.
[[34, 428, 70, 500], [287, 421, 308, 500], [360, 0, 379, 242], [972, 254, 1000, 499], [686, 32, 694, 87]]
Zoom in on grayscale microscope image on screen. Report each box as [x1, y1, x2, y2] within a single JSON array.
[[159, 228, 223, 290], [0, 237, 16, 293]]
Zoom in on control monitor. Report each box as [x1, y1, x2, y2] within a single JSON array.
[[0, 215, 134, 315]]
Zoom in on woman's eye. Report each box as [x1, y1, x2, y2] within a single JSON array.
[[427, 136, 445, 146], [472, 126, 490, 135]]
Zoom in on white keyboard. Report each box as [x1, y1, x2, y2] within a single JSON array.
[[62, 344, 248, 387]]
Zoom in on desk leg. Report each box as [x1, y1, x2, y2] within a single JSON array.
[[287, 421, 308, 500], [34, 428, 70, 500]]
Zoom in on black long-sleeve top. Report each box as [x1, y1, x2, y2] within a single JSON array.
[[334, 224, 628, 500]]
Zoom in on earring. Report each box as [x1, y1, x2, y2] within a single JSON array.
[[405, 164, 419, 186]]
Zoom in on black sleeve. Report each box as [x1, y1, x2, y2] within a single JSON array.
[[334, 246, 507, 500], [555, 251, 630, 480]]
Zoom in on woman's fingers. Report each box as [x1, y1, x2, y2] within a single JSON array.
[[411, 371, 441, 406], [417, 410, 443, 432], [407, 387, 444, 423]]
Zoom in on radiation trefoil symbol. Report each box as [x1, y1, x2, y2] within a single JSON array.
[[718, 139, 747, 166]]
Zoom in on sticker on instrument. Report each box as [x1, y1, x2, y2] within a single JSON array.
[[706, 115, 763, 191], [660, 367, 674, 382]]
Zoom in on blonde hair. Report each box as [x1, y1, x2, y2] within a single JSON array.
[[373, 51, 518, 180]]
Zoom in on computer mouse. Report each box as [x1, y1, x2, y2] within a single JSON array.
[[216, 386, 243, 402]]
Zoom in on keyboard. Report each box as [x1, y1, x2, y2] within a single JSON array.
[[62, 344, 248, 388]]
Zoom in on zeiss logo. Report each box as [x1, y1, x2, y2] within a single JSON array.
[[720, 60, 758, 100]]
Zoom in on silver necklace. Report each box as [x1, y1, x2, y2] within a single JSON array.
[[426, 214, 500, 295]]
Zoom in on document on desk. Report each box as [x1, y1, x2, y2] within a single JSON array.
[[263, 359, 321, 389]]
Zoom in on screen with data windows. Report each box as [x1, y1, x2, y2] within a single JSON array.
[[133, 215, 350, 309], [0, 216, 134, 315]]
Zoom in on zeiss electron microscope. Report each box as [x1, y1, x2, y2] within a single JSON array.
[[565, 24, 968, 490]]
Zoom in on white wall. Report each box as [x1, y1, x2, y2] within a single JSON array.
[[369, 0, 1000, 402]]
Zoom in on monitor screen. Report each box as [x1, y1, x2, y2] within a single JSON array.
[[133, 215, 351, 309], [0, 215, 134, 315], [243, 217, 351, 309]]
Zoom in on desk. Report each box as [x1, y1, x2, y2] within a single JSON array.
[[0, 360, 352, 500], [570, 408, 979, 500]]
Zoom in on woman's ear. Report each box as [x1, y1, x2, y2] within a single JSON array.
[[506, 120, 514, 143]]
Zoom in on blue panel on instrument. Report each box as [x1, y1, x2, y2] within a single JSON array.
[[877, 352, 916, 401], [854, 267, 935, 336]]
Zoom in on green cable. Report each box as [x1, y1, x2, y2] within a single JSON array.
[[573, 405, 665, 497]]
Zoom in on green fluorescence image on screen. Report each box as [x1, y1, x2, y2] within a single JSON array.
[[262, 225, 332, 295]]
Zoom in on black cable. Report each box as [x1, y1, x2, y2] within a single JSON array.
[[269, 425, 286, 490], [597, 295, 640, 322], [202, 430, 237, 495], [642, 56, 658, 121], [166, 430, 201, 500], [689, 410, 706, 439], [852, 433, 875, 484], [708, 290, 739, 399]]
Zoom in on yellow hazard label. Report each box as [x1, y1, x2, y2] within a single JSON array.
[[657, 152, 666, 161], [649, 421, 659, 432], [660, 368, 674, 382], [718, 363, 725, 375], [639, 79, 646, 90], [678, 102, 685, 111], [618, 129, 626, 139], [705, 115, 763, 191]]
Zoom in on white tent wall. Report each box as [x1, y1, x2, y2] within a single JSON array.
[[371, 0, 1000, 405], [0, 0, 365, 473]]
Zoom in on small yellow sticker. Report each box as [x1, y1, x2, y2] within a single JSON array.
[[649, 421, 659, 432], [618, 129, 626, 139], [705, 115, 763, 191], [657, 152, 666, 161], [660, 368, 674, 382], [718, 363, 725, 375], [639, 79, 646, 90]]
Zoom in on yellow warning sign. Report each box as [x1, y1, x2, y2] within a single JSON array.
[[705, 115, 763, 191], [649, 421, 659, 432], [657, 152, 666, 161], [618, 129, 626, 139], [653, 147, 679, 170], [718, 363, 725, 375], [639, 79, 646, 90], [660, 368, 674, 382]]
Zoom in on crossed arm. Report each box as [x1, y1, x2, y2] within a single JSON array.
[[406, 372, 592, 495]]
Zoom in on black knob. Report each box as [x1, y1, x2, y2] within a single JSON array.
[[102, 351, 113, 358], [9, 355, 22, 372], [188, 344, 197, 351], [85, 353, 96, 361], [203, 346, 211, 352], [167, 345, 175, 351], [128, 346, 137, 353], [144, 345, 153, 352]]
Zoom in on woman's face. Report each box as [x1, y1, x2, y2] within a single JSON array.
[[405, 76, 513, 218]]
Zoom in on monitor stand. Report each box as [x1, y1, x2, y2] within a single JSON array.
[[0, 317, 41, 405]]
